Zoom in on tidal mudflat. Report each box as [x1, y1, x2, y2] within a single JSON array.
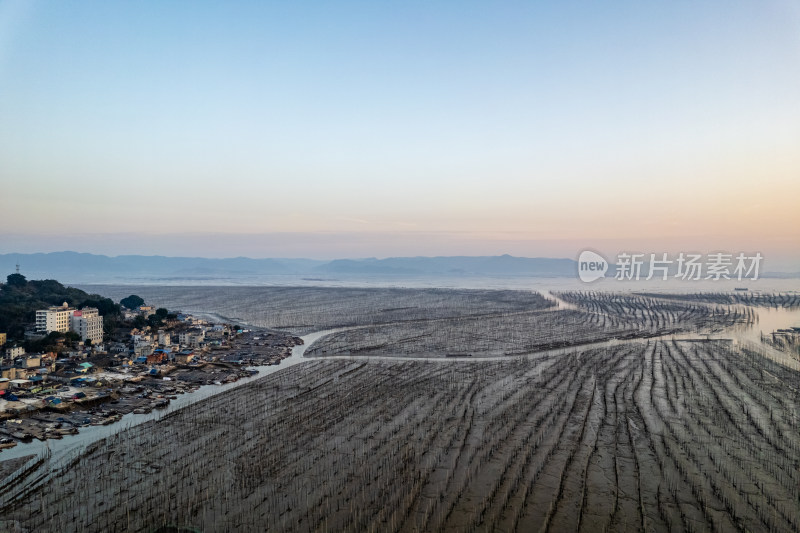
[[1, 288, 798, 532]]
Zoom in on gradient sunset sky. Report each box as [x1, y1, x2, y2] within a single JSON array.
[[1, 1, 798, 267]]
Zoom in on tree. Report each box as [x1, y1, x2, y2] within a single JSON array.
[[120, 295, 145, 309], [6, 273, 27, 287], [80, 297, 120, 317], [155, 308, 169, 319]]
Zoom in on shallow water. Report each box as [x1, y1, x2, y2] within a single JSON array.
[[78, 274, 800, 293]]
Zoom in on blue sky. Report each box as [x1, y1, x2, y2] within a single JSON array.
[[1, 1, 799, 266]]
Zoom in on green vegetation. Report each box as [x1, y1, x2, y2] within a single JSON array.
[[5, 273, 27, 288], [24, 331, 74, 354], [0, 273, 121, 344], [120, 294, 145, 309]]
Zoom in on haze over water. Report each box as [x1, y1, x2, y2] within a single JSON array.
[[1, 1, 798, 267]]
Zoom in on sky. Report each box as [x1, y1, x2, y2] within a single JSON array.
[[1, 1, 799, 268]]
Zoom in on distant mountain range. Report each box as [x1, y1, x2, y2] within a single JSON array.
[[0, 252, 578, 283], [2, 252, 796, 284]]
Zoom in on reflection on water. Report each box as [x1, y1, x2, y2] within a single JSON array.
[[728, 305, 800, 343]]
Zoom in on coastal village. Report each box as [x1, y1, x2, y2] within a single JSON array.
[[0, 275, 302, 450]]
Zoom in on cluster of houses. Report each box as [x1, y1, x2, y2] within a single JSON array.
[[0, 332, 49, 396], [0, 306, 238, 401], [0, 344, 121, 398], [105, 313, 234, 366], [0, 351, 57, 398]]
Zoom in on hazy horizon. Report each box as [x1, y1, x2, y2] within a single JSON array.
[[2, 1, 799, 267], [1, 233, 799, 272]]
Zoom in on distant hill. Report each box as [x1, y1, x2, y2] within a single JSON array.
[[0, 252, 578, 282], [0, 274, 119, 341], [0, 252, 326, 283], [1, 252, 796, 284]]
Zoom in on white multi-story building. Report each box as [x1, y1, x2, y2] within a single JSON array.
[[6, 345, 25, 358], [36, 303, 73, 333], [179, 329, 205, 348], [36, 303, 103, 345], [70, 308, 104, 345]]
